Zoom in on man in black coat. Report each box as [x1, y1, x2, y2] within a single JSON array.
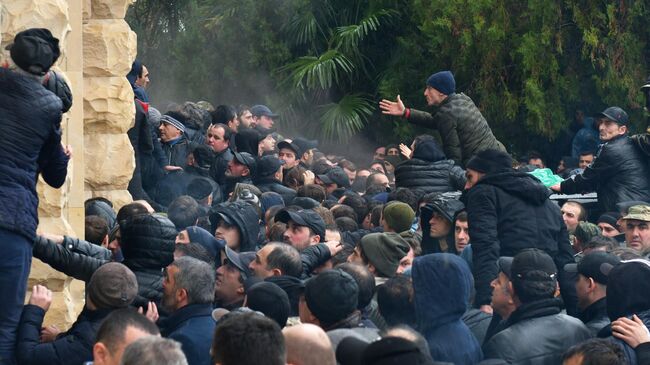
[[552, 106, 650, 212], [254, 155, 296, 205], [463, 149, 577, 316], [207, 123, 234, 187], [0, 28, 70, 364]]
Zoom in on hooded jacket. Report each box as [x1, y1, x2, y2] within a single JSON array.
[[407, 93, 505, 166], [464, 171, 577, 313], [395, 140, 466, 198], [483, 298, 591, 365], [210, 201, 260, 252], [412, 254, 483, 365], [419, 200, 464, 255], [254, 176, 296, 205], [209, 148, 233, 187], [0, 68, 69, 239], [561, 134, 650, 212]]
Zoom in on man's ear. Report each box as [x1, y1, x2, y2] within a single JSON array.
[[101, 235, 109, 248], [310, 235, 321, 245], [236, 283, 245, 295], [507, 281, 515, 297], [93, 342, 109, 364], [367, 264, 376, 275], [272, 268, 282, 277], [243, 167, 250, 177]]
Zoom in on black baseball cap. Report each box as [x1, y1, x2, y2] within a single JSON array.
[[223, 246, 255, 280], [276, 209, 325, 242], [7, 28, 60, 76], [498, 249, 557, 282], [257, 155, 284, 178], [292, 137, 318, 154], [597, 106, 629, 126], [564, 252, 620, 285], [277, 140, 301, 156], [251, 104, 279, 118], [303, 269, 358, 324], [317, 167, 350, 188], [232, 151, 256, 167]]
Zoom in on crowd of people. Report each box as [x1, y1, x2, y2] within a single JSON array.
[[3, 28, 650, 365]]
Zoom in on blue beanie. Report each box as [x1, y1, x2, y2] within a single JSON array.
[[426, 71, 456, 95]]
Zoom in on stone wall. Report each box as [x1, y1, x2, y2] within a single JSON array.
[[0, 0, 136, 328]]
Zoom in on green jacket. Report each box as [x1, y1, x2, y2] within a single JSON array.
[[407, 93, 505, 166]]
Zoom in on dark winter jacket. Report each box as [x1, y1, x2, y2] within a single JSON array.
[[16, 305, 111, 365], [152, 169, 195, 208], [0, 68, 69, 240], [210, 201, 260, 252], [407, 93, 505, 166], [32, 235, 110, 282], [255, 176, 296, 205], [579, 297, 610, 337], [395, 159, 465, 198], [209, 148, 233, 187], [464, 171, 577, 314], [161, 135, 191, 170], [561, 134, 650, 212], [462, 308, 492, 346], [120, 214, 177, 308], [412, 254, 483, 365], [128, 99, 157, 204], [419, 201, 464, 255], [599, 309, 650, 365], [482, 298, 592, 365], [160, 303, 215, 365], [300, 243, 333, 278]]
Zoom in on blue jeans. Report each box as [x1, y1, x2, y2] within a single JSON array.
[[0, 229, 32, 365]]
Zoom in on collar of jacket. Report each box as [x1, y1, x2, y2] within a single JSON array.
[[504, 297, 562, 328], [322, 310, 363, 332], [578, 297, 607, 324], [166, 135, 185, 146], [159, 303, 214, 335]]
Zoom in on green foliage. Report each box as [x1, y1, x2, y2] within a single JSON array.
[[127, 0, 650, 152]]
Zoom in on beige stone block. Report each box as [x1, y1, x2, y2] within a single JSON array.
[[91, 0, 134, 20], [84, 76, 135, 133], [0, 0, 71, 50], [84, 133, 135, 190], [85, 189, 133, 211], [83, 0, 93, 21], [83, 19, 136, 77]]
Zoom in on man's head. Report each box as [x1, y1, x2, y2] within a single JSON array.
[[244, 282, 291, 328], [316, 167, 350, 194], [605, 259, 650, 320], [212, 312, 286, 365], [251, 104, 278, 129], [622, 205, 650, 252], [237, 105, 254, 128], [491, 262, 516, 319], [278, 140, 300, 169], [292, 137, 318, 165], [562, 338, 626, 365], [565, 252, 620, 310], [561, 201, 587, 233], [276, 209, 326, 250], [300, 269, 359, 329], [135, 65, 149, 89], [499, 249, 558, 306], [167, 195, 201, 231], [249, 242, 302, 279], [597, 212, 622, 238], [85, 215, 109, 247], [376, 276, 416, 327], [349, 232, 410, 278], [365, 172, 390, 191], [7, 28, 60, 76], [527, 151, 545, 169], [373, 146, 386, 161], [421, 196, 464, 240], [212, 105, 238, 132], [454, 211, 470, 253], [381, 201, 415, 233], [578, 151, 595, 170], [86, 262, 138, 310], [226, 152, 255, 178], [464, 149, 513, 189], [158, 114, 185, 143], [121, 336, 187, 365], [215, 248, 255, 307], [205, 123, 231, 153], [424, 71, 455, 106], [282, 324, 335, 365], [93, 309, 160, 365], [596, 106, 628, 142], [162, 257, 215, 312]]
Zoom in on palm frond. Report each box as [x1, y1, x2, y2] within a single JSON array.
[[278, 49, 354, 90], [318, 94, 374, 142]]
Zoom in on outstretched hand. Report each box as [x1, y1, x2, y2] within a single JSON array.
[[379, 95, 406, 116], [138, 301, 159, 323], [399, 143, 412, 159], [612, 314, 650, 348]]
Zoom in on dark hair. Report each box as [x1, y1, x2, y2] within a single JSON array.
[[562, 338, 626, 365], [366, 173, 387, 190], [337, 263, 376, 309], [237, 104, 251, 117], [85, 196, 113, 208], [331, 245, 355, 267], [338, 159, 357, 172], [456, 211, 468, 223], [512, 274, 557, 303], [284, 166, 307, 189], [387, 188, 417, 212], [211, 123, 233, 141], [265, 205, 284, 224], [117, 203, 150, 226], [211, 105, 237, 125], [377, 276, 416, 327], [190, 144, 214, 169], [266, 243, 303, 278], [381, 325, 433, 362], [212, 313, 286, 365], [95, 308, 160, 352], [370, 205, 384, 228], [313, 206, 335, 228], [268, 222, 287, 242], [527, 150, 544, 162], [167, 196, 201, 230], [583, 236, 616, 252], [85, 215, 108, 246], [579, 150, 596, 157], [187, 178, 214, 202], [365, 183, 388, 196], [174, 242, 215, 267], [341, 194, 369, 225], [412, 134, 436, 150], [564, 201, 588, 221], [331, 205, 358, 222], [335, 217, 359, 232], [297, 184, 326, 203]]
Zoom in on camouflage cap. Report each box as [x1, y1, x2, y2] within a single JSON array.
[[622, 205, 650, 222]]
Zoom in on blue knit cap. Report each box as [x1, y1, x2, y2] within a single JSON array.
[[426, 71, 456, 95], [160, 114, 186, 133]]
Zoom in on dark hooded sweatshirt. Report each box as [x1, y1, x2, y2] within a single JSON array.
[[210, 201, 260, 252], [464, 171, 577, 314], [412, 254, 483, 365]]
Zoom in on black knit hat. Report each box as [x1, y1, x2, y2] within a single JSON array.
[[466, 149, 513, 174], [246, 281, 290, 327], [8, 28, 60, 75], [304, 269, 358, 324]]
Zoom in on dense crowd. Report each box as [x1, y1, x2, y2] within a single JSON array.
[[3, 28, 650, 365]]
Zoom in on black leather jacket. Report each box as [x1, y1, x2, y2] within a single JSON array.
[[394, 158, 465, 197], [561, 134, 650, 211], [483, 298, 592, 365]]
